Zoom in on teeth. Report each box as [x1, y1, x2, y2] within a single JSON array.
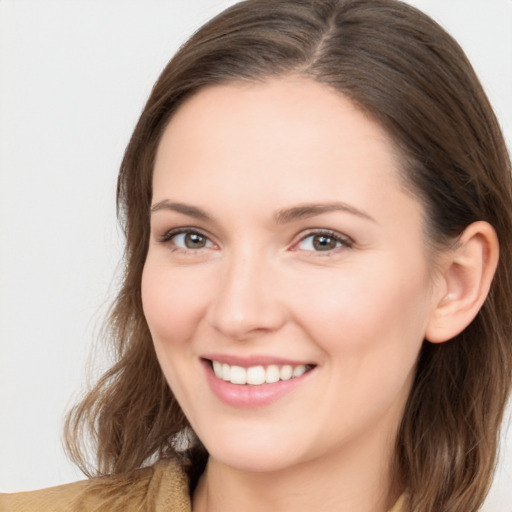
[[211, 361, 311, 385], [293, 365, 307, 378], [230, 365, 246, 384], [265, 365, 280, 383], [280, 365, 293, 381], [247, 366, 266, 385], [212, 360, 222, 376]]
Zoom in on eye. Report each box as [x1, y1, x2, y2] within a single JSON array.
[[295, 231, 352, 252], [160, 229, 214, 250]]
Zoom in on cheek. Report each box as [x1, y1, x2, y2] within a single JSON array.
[[141, 260, 211, 418], [141, 260, 209, 348], [288, 261, 430, 432], [288, 258, 431, 361]]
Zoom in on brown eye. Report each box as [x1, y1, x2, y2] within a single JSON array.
[[296, 231, 351, 253], [312, 235, 339, 251], [184, 233, 208, 249], [165, 231, 214, 250]]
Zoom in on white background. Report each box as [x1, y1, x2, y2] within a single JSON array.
[[1, 1, 511, 509]]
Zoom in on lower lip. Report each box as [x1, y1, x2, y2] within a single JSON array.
[[202, 361, 314, 408]]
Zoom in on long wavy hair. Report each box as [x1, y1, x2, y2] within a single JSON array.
[[65, 1, 512, 510]]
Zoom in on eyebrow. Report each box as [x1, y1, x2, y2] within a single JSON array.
[[150, 200, 376, 224], [274, 202, 377, 224], [151, 200, 213, 221]]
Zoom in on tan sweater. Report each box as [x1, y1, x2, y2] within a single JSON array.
[[0, 458, 405, 512]]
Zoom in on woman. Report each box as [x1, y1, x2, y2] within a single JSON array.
[[2, 0, 510, 511]]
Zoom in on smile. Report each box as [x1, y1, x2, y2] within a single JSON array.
[[211, 360, 313, 386], [201, 356, 317, 407]]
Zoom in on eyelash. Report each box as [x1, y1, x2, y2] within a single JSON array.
[[294, 230, 353, 254], [158, 228, 353, 254], [158, 227, 213, 250]]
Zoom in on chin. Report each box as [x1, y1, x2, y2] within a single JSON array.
[[200, 431, 306, 474], [209, 448, 297, 474]]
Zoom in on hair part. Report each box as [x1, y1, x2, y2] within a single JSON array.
[[65, 1, 512, 510]]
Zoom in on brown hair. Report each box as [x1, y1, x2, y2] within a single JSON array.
[[65, 1, 512, 510]]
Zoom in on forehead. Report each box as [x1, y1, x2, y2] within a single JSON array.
[[152, 77, 422, 228], [158, 77, 395, 159]]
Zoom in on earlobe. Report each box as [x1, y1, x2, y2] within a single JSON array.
[[425, 221, 499, 344]]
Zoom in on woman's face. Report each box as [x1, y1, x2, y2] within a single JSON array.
[[142, 77, 439, 473]]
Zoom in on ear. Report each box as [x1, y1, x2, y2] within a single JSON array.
[[425, 221, 499, 344]]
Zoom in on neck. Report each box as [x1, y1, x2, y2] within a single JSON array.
[[192, 429, 401, 512]]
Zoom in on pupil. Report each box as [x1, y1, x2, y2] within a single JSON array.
[[185, 233, 206, 248], [313, 235, 336, 251]]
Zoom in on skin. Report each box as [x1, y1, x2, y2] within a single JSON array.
[[141, 77, 446, 512]]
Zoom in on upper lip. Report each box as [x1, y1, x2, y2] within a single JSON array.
[[201, 353, 315, 367]]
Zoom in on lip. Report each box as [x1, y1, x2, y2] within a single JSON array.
[[201, 357, 316, 408], [202, 352, 313, 368]]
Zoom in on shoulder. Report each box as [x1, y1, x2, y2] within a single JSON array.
[[0, 479, 90, 512], [0, 458, 191, 512]]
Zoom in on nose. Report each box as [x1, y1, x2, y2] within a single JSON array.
[[207, 249, 287, 341]]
